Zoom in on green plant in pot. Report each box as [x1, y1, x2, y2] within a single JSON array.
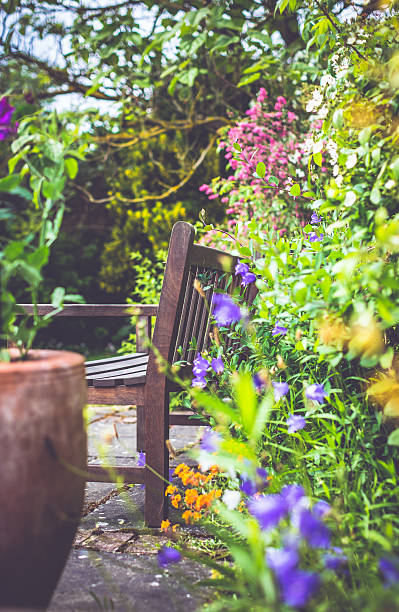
[[0, 100, 88, 610]]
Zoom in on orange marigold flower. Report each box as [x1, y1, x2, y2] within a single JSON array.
[[175, 463, 189, 476], [193, 511, 201, 521], [210, 465, 219, 474], [185, 488, 199, 506], [160, 520, 171, 532], [171, 494, 181, 509], [182, 510, 194, 524], [195, 493, 212, 511], [165, 484, 178, 496]]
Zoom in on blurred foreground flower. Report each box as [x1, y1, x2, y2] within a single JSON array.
[[0, 97, 18, 140], [286, 414, 306, 433], [305, 384, 327, 404], [368, 372, 399, 418], [212, 294, 242, 326], [158, 546, 181, 568], [379, 557, 399, 587], [273, 381, 289, 401], [272, 322, 288, 336]]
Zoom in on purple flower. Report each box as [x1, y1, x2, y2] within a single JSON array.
[[212, 294, 242, 327], [253, 372, 266, 391], [200, 427, 220, 452], [272, 381, 289, 401], [307, 231, 323, 243], [247, 494, 287, 530], [281, 484, 306, 511], [192, 353, 210, 376], [191, 376, 207, 388], [379, 557, 399, 586], [235, 261, 249, 275], [279, 568, 320, 608], [313, 500, 331, 518], [211, 356, 224, 374], [305, 383, 327, 404], [137, 451, 146, 467], [158, 546, 181, 568], [286, 414, 306, 433], [240, 476, 258, 497], [266, 547, 299, 575], [0, 97, 18, 140], [298, 509, 331, 548], [241, 271, 256, 286], [323, 548, 347, 571], [240, 468, 269, 496], [311, 212, 321, 225], [272, 322, 288, 336]]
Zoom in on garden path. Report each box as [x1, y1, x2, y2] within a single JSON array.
[[48, 406, 211, 612]]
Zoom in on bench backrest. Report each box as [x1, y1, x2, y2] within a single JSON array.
[[148, 222, 256, 375]]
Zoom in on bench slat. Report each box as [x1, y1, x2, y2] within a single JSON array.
[[85, 354, 149, 374]]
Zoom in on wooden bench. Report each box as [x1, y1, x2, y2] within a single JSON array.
[[19, 221, 256, 526]]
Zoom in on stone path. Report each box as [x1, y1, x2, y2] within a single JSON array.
[[48, 407, 212, 612]]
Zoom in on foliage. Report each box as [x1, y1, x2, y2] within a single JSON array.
[[0, 108, 86, 358]]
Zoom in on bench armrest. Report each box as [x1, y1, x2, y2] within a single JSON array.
[[17, 304, 158, 317], [17, 304, 158, 353]]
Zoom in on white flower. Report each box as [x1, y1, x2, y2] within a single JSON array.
[[313, 140, 324, 154], [326, 139, 338, 164], [306, 89, 323, 113], [385, 179, 396, 190], [320, 74, 335, 88], [333, 164, 340, 177], [317, 105, 329, 119], [336, 175, 344, 188], [222, 490, 241, 510], [346, 153, 357, 169]]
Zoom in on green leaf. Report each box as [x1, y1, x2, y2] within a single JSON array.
[[0, 174, 21, 192], [391, 157, 399, 180], [289, 183, 301, 197], [51, 286, 66, 308], [268, 175, 278, 186], [179, 67, 198, 87], [313, 152, 323, 167], [332, 109, 343, 130], [359, 127, 372, 146], [4, 241, 24, 261], [26, 245, 49, 269], [210, 35, 239, 56], [256, 162, 266, 178], [237, 73, 261, 87], [65, 157, 79, 180], [234, 372, 257, 438], [370, 185, 381, 205], [388, 428, 399, 446]]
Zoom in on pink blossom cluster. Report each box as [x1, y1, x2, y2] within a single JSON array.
[[199, 88, 312, 245]]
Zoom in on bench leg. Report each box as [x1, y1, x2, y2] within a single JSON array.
[[144, 392, 169, 527], [136, 405, 145, 452]]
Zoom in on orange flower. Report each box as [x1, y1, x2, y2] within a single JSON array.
[[185, 488, 199, 506], [182, 510, 194, 524], [174, 463, 189, 476], [160, 519, 178, 532], [195, 493, 212, 511], [171, 494, 181, 509], [165, 484, 178, 496]]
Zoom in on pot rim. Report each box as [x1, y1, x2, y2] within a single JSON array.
[[0, 349, 85, 374]]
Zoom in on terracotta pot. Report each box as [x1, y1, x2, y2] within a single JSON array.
[[0, 350, 87, 609]]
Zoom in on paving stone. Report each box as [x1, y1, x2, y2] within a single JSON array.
[[50, 407, 210, 611], [49, 550, 212, 612]]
